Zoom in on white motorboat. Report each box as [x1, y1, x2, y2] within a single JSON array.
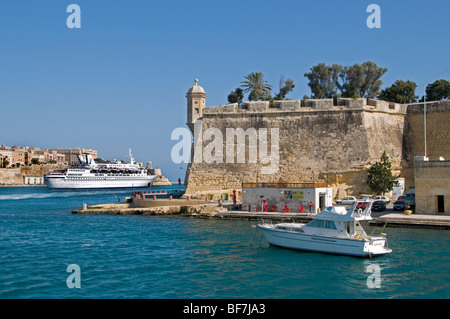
[[44, 149, 158, 189], [257, 200, 392, 257]]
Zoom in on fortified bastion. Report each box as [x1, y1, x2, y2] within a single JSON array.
[[183, 80, 450, 200]]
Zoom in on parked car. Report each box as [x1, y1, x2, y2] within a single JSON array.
[[336, 196, 357, 205], [374, 195, 390, 204], [372, 200, 387, 211], [393, 200, 406, 211], [404, 194, 415, 207]]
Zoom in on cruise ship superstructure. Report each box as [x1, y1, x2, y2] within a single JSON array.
[[44, 149, 158, 189]]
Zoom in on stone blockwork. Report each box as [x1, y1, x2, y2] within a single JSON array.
[[183, 80, 449, 200], [0, 165, 63, 185], [185, 95, 413, 199], [414, 160, 450, 214], [403, 100, 450, 163]]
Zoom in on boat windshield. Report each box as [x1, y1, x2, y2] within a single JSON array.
[[306, 219, 337, 229]]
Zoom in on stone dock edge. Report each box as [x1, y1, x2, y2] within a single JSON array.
[[72, 201, 450, 229]]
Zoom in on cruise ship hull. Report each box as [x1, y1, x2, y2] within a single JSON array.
[[44, 149, 158, 190], [44, 175, 157, 189]]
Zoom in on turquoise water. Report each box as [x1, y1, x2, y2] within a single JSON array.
[[0, 186, 449, 299]]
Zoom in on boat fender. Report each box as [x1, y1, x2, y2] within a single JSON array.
[[355, 234, 360, 239]]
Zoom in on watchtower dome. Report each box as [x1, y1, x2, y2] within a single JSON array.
[[186, 79, 206, 132]]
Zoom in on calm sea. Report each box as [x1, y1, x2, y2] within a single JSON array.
[[0, 186, 449, 299]]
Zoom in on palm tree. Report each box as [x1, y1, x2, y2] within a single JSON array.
[[240, 72, 272, 101]]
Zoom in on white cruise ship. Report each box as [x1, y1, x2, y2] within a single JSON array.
[[44, 149, 158, 189]]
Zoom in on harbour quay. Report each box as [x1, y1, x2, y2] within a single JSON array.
[[72, 197, 450, 229], [72, 196, 221, 217], [216, 207, 450, 230]]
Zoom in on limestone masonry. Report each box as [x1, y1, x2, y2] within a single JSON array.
[[183, 80, 450, 201]]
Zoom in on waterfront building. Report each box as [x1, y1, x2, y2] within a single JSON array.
[[24, 175, 44, 185], [414, 156, 449, 214], [241, 181, 333, 214]]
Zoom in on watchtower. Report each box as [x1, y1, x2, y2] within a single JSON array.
[[186, 79, 206, 132]]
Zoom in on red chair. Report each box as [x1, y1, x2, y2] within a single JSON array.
[[299, 206, 304, 213], [283, 206, 292, 213], [256, 206, 262, 212], [270, 205, 277, 212], [263, 205, 269, 212]]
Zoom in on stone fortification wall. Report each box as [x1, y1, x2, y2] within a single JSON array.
[[185, 98, 407, 199], [0, 165, 63, 185], [414, 160, 450, 214], [0, 168, 23, 185], [403, 100, 450, 163], [202, 98, 407, 115]]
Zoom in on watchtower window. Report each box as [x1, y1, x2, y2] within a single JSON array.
[[195, 109, 199, 114]]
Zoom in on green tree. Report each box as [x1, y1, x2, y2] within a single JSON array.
[[227, 88, 244, 104], [2, 158, 9, 168], [274, 76, 295, 100], [366, 151, 398, 195], [304, 63, 342, 99], [425, 79, 450, 101], [31, 158, 40, 165], [378, 80, 418, 103], [341, 61, 387, 98], [240, 72, 272, 101], [305, 61, 387, 99]]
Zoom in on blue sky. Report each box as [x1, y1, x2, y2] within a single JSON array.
[[1, 0, 449, 181]]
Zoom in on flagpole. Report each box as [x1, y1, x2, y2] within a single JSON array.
[[424, 86, 427, 158]]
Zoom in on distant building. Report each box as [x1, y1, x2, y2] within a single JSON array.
[[0, 150, 13, 168], [11, 149, 26, 166], [24, 175, 44, 185], [0, 145, 96, 167], [46, 148, 97, 166]]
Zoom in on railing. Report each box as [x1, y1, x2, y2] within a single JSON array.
[[242, 182, 327, 188], [350, 202, 373, 219]]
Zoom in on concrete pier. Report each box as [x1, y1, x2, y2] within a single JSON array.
[[72, 200, 450, 229]]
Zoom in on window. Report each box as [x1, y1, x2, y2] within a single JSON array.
[[306, 219, 336, 229], [307, 219, 324, 228], [324, 220, 337, 229]]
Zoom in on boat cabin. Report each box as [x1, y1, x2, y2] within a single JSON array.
[[272, 201, 373, 240]]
